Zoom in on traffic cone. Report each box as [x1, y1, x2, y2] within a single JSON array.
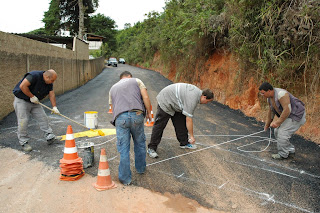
[[107, 105, 112, 114], [61, 125, 81, 162], [59, 125, 85, 181], [145, 105, 154, 127], [93, 148, 117, 191]]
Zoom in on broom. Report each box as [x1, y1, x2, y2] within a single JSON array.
[[39, 103, 105, 136]]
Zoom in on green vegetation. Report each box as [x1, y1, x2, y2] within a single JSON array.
[[89, 43, 109, 58], [88, 13, 117, 53], [42, 0, 60, 35], [43, 0, 99, 36], [27, 28, 47, 35], [21, 0, 319, 141], [115, 0, 319, 96], [29, 0, 319, 97], [228, 0, 320, 93]]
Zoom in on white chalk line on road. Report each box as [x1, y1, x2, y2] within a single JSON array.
[[144, 130, 318, 212], [215, 146, 320, 179], [149, 132, 320, 180], [146, 130, 266, 167], [146, 167, 314, 213], [225, 160, 298, 179], [76, 135, 117, 147]]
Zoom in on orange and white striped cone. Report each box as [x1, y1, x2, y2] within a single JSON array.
[[93, 148, 117, 191], [145, 105, 154, 127], [107, 105, 112, 114], [59, 125, 84, 181], [60, 125, 81, 163]]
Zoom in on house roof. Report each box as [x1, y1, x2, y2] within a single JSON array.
[[85, 33, 106, 41], [13, 33, 76, 50], [13, 33, 106, 50]]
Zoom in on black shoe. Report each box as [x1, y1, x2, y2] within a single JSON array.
[[288, 152, 295, 158]]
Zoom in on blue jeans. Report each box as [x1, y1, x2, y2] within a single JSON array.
[[115, 111, 146, 185]]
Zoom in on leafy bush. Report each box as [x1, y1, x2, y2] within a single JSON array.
[[115, 0, 319, 93]]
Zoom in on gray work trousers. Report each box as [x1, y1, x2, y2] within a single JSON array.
[[13, 97, 54, 145], [274, 112, 306, 158]]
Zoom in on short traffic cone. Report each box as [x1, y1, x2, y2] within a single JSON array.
[[60, 125, 81, 162], [145, 105, 154, 127], [93, 148, 117, 191], [107, 105, 112, 114], [59, 125, 85, 181]]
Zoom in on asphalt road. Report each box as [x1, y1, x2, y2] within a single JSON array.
[[1, 64, 319, 212]]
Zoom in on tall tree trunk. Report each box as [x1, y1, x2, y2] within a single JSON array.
[[78, 0, 85, 39]]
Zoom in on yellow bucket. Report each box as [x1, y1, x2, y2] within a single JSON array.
[[84, 111, 98, 129]]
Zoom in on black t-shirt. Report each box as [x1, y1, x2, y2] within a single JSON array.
[[13, 71, 53, 102], [25, 74, 33, 83]]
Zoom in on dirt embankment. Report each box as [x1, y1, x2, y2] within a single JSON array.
[[138, 51, 320, 144]]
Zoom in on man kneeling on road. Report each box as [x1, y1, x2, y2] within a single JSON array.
[[147, 83, 214, 158], [13, 69, 60, 152]]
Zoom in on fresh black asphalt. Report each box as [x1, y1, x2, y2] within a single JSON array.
[[1, 65, 319, 212]]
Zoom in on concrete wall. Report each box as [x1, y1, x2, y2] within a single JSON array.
[[0, 31, 105, 120]]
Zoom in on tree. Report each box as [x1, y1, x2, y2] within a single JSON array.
[[124, 23, 132, 29], [88, 13, 117, 52], [42, 0, 60, 35], [78, 0, 86, 39], [43, 0, 99, 36], [28, 28, 47, 35]]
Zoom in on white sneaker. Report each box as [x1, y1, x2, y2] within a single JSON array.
[[180, 143, 197, 149], [147, 148, 158, 158]]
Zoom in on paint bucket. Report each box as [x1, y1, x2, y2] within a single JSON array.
[[78, 142, 94, 168], [84, 111, 98, 129]]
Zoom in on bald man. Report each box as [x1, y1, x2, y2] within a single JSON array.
[[13, 69, 60, 152]]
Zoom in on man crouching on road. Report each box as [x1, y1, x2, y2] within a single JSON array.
[[13, 69, 60, 152], [259, 82, 306, 160], [147, 83, 214, 158], [109, 71, 152, 186]]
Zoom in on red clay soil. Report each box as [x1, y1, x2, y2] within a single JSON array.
[[141, 50, 320, 144]]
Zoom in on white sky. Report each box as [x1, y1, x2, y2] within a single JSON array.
[[0, 0, 166, 33]]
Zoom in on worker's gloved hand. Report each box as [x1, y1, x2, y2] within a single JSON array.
[[30, 96, 39, 104], [52, 106, 60, 114], [188, 137, 196, 144]]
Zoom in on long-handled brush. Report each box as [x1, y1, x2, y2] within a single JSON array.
[[39, 103, 105, 136]]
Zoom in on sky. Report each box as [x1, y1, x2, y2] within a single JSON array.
[[0, 0, 166, 34]]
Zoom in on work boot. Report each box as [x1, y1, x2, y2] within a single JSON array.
[[22, 143, 32, 152], [47, 138, 55, 145], [47, 136, 62, 145], [271, 153, 286, 160], [46, 133, 56, 145]]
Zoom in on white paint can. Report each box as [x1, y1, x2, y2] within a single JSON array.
[[84, 111, 98, 129]]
